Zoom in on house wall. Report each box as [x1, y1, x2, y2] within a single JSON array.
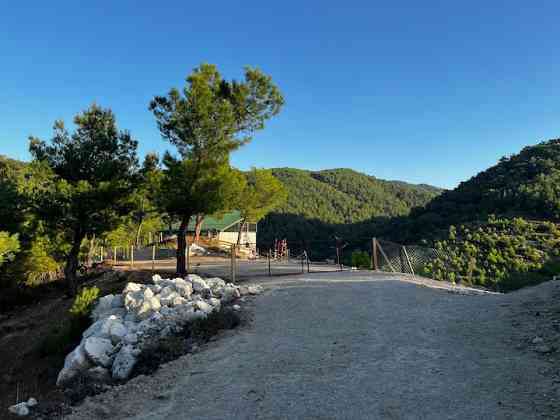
[[218, 231, 257, 247]]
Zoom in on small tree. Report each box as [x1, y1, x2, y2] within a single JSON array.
[[29, 104, 138, 294], [150, 63, 284, 275], [236, 168, 287, 245]]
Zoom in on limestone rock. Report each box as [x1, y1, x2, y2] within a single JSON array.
[[112, 345, 138, 380], [8, 402, 29, 416], [57, 344, 92, 387], [83, 337, 114, 368]]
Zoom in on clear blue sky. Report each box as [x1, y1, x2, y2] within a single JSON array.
[[2, 1, 560, 189]]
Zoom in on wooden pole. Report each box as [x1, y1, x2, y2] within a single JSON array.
[[372, 238, 378, 271], [301, 252, 304, 273], [230, 245, 236, 283], [130, 245, 134, 267], [152, 245, 156, 272], [185, 236, 190, 274], [402, 246, 415, 276], [114, 247, 117, 265], [268, 250, 271, 277], [306, 250, 310, 273], [377, 241, 396, 273]]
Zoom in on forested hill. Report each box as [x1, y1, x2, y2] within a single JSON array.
[[268, 168, 442, 224], [257, 168, 442, 247], [388, 138, 560, 242]]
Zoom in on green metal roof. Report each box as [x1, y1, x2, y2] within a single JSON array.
[[176, 211, 242, 232]]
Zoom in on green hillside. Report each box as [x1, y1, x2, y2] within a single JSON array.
[[258, 168, 442, 248], [388, 138, 560, 243]]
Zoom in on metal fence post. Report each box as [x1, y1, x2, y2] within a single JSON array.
[[130, 245, 134, 267]]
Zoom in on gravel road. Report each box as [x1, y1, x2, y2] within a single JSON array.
[[68, 272, 560, 420]]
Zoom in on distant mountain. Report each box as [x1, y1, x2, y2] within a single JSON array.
[[257, 167, 442, 249]]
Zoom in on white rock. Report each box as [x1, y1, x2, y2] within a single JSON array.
[[232, 304, 241, 311], [219, 286, 240, 303], [111, 294, 124, 308], [26, 398, 37, 408], [172, 295, 187, 307], [189, 275, 208, 293], [206, 277, 226, 289], [109, 321, 128, 344], [123, 282, 143, 294], [532, 336, 544, 344], [83, 337, 114, 368], [195, 300, 213, 314], [161, 291, 181, 307], [173, 278, 193, 298], [124, 290, 144, 311], [87, 366, 111, 382], [247, 285, 263, 295], [208, 297, 221, 308], [112, 345, 138, 381], [136, 296, 161, 320], [57, 344, 92, 387], [143, 287, 154, 299], [8, 402, 29, 416]]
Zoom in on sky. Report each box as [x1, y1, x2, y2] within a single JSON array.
[[1, 1, 560, 189]]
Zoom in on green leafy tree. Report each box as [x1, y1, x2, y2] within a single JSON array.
[[0, 232, 20, 267], [29, 104, 138, 294], [150, 63, 284, 274], [236, 168, 287, 245]]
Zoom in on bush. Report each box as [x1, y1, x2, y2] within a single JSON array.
[[351, 250, 371, 269], [69, 286, 100, 318], [38, 286, 99, 356], [0, 231, 19, 267]]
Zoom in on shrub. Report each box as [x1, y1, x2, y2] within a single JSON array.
[[69, 286, 100, 318], [0, 231, 19, 267], [351, 250, 371, 269], [38, 286, 99, 356]]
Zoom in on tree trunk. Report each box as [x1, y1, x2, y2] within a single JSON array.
[[236, 218, 246, 246], [65, 230, 85, 296], [194, 215, 204, 243], [135, 221, 143, 248], [86, 235, 96, 267], [176, 215, 191, 276]]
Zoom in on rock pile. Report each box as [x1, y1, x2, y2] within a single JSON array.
[[56, 274, 263, 387]]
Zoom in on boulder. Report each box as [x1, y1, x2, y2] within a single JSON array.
[[111, 294, 124, 308], [219, 285, 240, 303], [208, 297, 221, 308], [109, 321, 128, 344], [83, 337, 114, 368], [195, 300, 213, 314], [123, 333, 138, 345], [136, 296, 161, 320], [206, 277, 226, 288], [123, 282, 143, 294], [8, 402, 29, 416], [173, 278, 193, 298], [57, 344, 92, 387], [87, 366, 111, 382], [112, 345, 138, 381], [124, 290, 144, 312], [83, 315, 124, 340], [26, 398, 37, 408], [188, 275, 208, 292]]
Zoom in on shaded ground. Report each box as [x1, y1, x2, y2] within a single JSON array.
[[66, 272, 560, 420], [0, 268, 166, 419]]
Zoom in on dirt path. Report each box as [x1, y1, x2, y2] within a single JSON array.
[[68, 273, 560, 420]]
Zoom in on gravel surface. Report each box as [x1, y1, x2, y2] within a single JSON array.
[[66, 273, 560, 420]]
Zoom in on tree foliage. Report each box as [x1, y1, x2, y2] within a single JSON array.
[[28, 104, 138, 294], [150, 63, 284, 274]]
